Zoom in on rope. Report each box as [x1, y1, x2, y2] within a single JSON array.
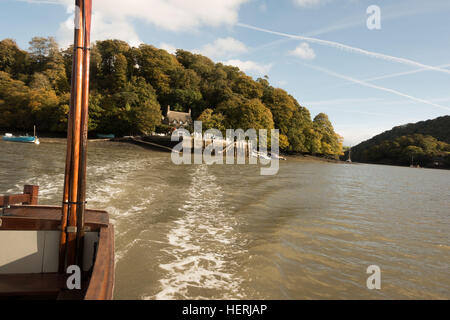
[[75, 46, 91, 51], [62, 201, 88, 205]]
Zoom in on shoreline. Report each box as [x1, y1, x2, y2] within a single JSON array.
[[3, 137, 449, 170], [285, 154, 345, 164], [23, 137, 345, 164]]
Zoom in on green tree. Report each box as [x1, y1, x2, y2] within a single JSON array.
[[28, 37, 59, 72], [0, 39, 28, 77], [313, 113, 343, 156], [197, 108, 225, 132], [100, 77, 161, 135]]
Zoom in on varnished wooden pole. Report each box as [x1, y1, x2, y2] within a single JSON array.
[[60, 0, 85, 271], [76, 0, 92, 267], [59, 0, 79, 273]]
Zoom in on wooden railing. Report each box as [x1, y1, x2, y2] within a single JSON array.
[[0, 185, 39, 207], [84, 224, 115, 300]]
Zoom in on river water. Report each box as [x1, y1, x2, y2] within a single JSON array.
[[0, 139, 449, 299]]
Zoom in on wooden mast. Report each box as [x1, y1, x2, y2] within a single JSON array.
[[77, 0, 92, 266], [59, 0, 92, 272]]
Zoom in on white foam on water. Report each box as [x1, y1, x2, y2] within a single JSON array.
[[83, 157, 164, 267], [150, 165, 246, 300], [6, 173, 64, 202], [86, 157, 156, 213]]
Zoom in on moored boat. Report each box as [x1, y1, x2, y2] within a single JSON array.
[[346, 147, 352, 163], [96, 133, 116, 139], [269, 152, 287, 161], [3, 133, 40, 145], [0, 0, 115, 300]]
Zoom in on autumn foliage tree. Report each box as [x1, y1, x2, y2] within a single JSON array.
[[0, 36, 344, 157]]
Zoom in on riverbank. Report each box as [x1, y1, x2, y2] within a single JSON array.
[[286, 154, 346, 164], [16, 136, 347, 165], [114, 136, 346, 164]]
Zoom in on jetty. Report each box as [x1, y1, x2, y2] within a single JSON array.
[[115, 135, 255, 158]]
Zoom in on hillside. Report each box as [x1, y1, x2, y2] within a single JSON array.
[[0, 37, 343, 157], [348, 116, 450, 168]]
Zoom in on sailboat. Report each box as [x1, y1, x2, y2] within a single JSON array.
[[346, 147, 352, 163], [2, 126, 40, 145], [0, 0, 115, 300]]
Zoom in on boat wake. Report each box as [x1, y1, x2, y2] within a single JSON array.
[[150, 165, 246, 300], [5, 173, 64, 203]]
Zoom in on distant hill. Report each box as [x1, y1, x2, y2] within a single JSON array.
[[347, 116, 450, 169]]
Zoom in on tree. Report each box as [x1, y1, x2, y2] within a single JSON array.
[[0, 71, 31, 129], [28, 37, 59, 72], [100, 77, 162, 135], [197, 108, 225, 132], [0, 39, 28, 77], [313, 113, 343, 156], [29, 72, 51, 90], [130, 77, 162, 134], [137, 44, 181, 104], [96, 40, 131, 92], [235, 98, 274, 131], [232, 75, 263, 100]]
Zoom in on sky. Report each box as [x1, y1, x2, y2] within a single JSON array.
[[1, 0, 450, 146]]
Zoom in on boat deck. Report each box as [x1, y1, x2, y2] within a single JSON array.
[[0, 205, 115, 300], [0, 273, 65, 299]]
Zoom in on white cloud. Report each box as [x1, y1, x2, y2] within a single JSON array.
[[223, 59, 272, 76], [289, 43, 316, 60], [293, 0, 330, 8], [159, 42, 177, 54], [25, 0, 250, 47], [58, 10, 142, 48], [195, 37, 248, 59]]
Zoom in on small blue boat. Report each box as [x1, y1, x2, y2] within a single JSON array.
[[96, 133, 115, 139], [2, 133, 40, 144]]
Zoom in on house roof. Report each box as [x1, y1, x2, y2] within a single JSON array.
[[166, 110, 192, 123]]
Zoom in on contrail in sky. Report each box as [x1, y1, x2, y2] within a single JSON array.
[[300, 63, 450, 111], [363, 63, 450, 82], [237, 22, 450, 76], [324, 63, 450, 90]]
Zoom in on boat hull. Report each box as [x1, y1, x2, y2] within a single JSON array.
[[3, 136, 39, 144]]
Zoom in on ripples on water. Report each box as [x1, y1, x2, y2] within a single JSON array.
[[0, 139, 449, 299]]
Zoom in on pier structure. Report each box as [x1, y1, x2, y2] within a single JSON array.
[[117, 135, 254, 158]]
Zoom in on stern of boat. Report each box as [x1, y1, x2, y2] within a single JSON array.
[[0, 186, 115, 300]]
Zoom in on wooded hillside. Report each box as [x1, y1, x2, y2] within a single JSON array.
[[349, 116, 450, 168], [0, 37, 343, 156]]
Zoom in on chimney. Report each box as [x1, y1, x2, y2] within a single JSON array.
[[188, 109, 191, 116], [167, 105, 170, 115]]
